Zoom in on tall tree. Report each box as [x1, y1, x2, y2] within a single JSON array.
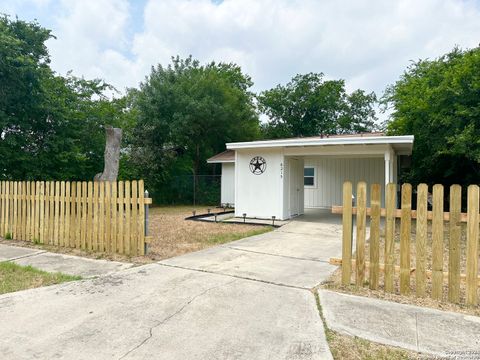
[[384, 46, 480, 186], [128, 56, 260, 202], [0, 16, 127, 180], [258, 73, 377, 139]]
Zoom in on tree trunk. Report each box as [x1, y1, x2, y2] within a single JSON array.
[[94, 126, 122, 181]]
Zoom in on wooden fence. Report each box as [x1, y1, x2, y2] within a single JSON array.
[[0, 180, 152, 256], [331, 181, 480, 306]]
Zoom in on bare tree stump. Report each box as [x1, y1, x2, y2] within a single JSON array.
[[95, 126, 122, 181]]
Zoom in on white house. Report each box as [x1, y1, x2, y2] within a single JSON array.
[[207, 133, 414, 220]]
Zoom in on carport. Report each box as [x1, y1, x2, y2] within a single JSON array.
[[208, 133, 414, 220]]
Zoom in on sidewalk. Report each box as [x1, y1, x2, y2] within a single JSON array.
[[318, 289, 480, 357], [0, 243, 133, 277]]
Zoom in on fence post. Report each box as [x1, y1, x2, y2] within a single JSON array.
[[144, 189, 149, 255]]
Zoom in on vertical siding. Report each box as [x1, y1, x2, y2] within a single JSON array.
[[304, 157, 385, 208], [221, 163, 235, 205]]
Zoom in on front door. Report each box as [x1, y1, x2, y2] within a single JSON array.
[[289, 158, 301, 216]]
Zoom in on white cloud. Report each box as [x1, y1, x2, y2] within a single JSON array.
[[6, 0, 480, 97]]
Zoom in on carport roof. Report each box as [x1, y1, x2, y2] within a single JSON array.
[[226, 134, 414, 153]]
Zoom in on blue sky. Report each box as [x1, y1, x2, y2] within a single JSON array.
[[3, 0, 480, 100]]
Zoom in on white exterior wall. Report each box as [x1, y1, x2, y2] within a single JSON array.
[[220, 163, 235, 205], [304, 157, 385, 208], [235, 148, 285, 219]]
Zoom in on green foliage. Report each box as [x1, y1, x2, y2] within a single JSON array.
[[258, 73, 377, 138], [384, 46, 480, 186], [4, 232, 12, 240], [127, 56, 260, 202], [0, 261, 81, 294], [0, 15, 129, 181]]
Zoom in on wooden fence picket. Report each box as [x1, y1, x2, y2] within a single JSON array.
[[448, 185, 462, 303], [81, 182, 87, 249], [341, 181, 353, 285], [124, 181, 131, 256], [39, 182, 45, 243], [111, 181, 117, 254], [384, 183, 396, 293], [355, 182, 367, 286], [369, 184, 381, 290], [105, 182, 111, 253], [138, 180, 145, 256], [431, 184, 444, 300], [99, 181, 105, 252], [131, 180, 138, 256], [415, 183, 428, 297], [466, 185, 479, 306], [400, 183, 412, 295], [13, 181, 17, 239], [87, 181, 93, 250], [0, 182, 4, 235], [117, 181, 124, 254], [49, 181, 55, 244]]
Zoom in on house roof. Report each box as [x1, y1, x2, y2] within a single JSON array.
[[207, 150, 235, 164], [226, 133, 414, 152]]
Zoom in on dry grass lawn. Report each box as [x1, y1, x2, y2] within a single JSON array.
[[324, 219, 480, 316], [327, 330, 420, 360], [147, 206, 273, 260]]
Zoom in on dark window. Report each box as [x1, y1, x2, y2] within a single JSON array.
[[304, 167, 315, 187]]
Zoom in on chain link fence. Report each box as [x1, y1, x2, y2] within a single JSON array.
[[156, 175, 221, 206]]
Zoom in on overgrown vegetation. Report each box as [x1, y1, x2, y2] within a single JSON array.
[[0, 261, 81, 294], [384, 46, 480, 187]]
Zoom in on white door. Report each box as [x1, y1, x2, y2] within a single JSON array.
[[289, 159, 301, 216]]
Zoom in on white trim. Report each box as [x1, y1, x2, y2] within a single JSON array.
[[206, 159, 235, 164], [303, 165, 317, 189], [226, 135, 414, 150]]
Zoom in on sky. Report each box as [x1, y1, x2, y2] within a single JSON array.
[[3, 0, 480, 100]]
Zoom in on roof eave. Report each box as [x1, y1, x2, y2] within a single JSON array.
[[206, 159, 235, 164], [226, 135, 414, 150]]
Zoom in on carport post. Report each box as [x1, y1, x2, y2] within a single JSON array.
[[144, 190, 150, 254]]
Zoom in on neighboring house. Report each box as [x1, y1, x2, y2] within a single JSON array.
[[207, 133, 414, 220]]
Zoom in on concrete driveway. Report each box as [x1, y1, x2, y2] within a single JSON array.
[[0, 209, 342, 360]]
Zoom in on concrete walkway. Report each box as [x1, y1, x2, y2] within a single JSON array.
[[160, 210, 342, 289], [0, 210, 341, 360], [319, 289, 480, 357], [0, 243, 133, 277]]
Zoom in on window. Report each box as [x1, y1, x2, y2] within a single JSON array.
[[304, 166, 316, 187]]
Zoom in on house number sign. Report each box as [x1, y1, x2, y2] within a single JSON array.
[[249, 156, 266, 175]]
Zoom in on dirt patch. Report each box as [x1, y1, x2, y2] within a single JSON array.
[[147, 206, 272, 260], [323, 219, 480, 317]]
